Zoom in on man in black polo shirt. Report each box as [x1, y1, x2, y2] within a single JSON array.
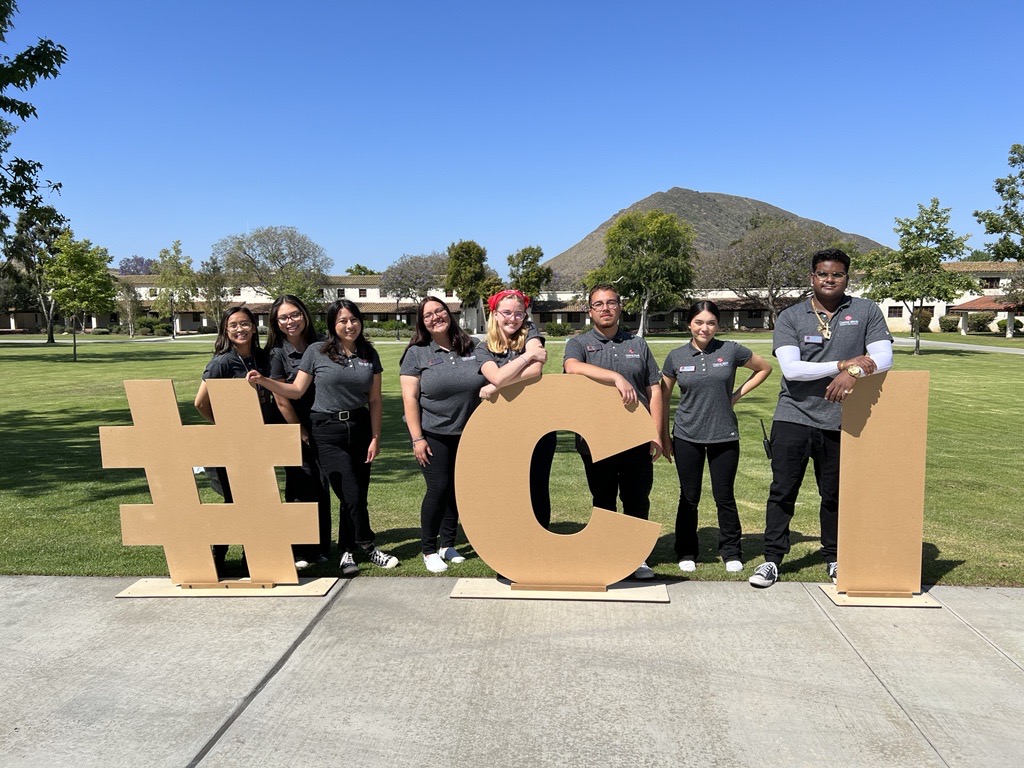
[[749, 249, 894, 589], [563, 284, 664, 579]]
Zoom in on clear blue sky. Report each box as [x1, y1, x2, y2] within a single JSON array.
[[7, 0, 1022, 276]]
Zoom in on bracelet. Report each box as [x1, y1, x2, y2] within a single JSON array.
[[411, 436, 425, 444]]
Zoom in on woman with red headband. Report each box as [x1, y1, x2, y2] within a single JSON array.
[[475, 289, 557, 530]]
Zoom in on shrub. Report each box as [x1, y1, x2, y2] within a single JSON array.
[[153, 324, 173, 336], [938, 315, 960, 333], [194, 325, 216, 334], [90, 327, 111, 335], [107, 324, 121, 334], [996, 318, 1023, 334], [967, 311, 996, 333], [544, 322, 576, 337], [135, 326, 153, 336], [910, 308, 933, 333], [51, 324, 65, 334]]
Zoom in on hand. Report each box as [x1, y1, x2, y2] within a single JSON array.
[[366, 437, 379, 463], [479, 383, 497, 400], [650, 439, 663, 463], [300, 427, 310, 445], [528, 346, 548, 365], [843, 354, 877, 375], [413, 438, 432, 467], [245, 370, 263, 388], [730, 391, 742, 407], [825, 371, 857, 403], [614, 374, 638, 406], [659, 437, 673, 463]]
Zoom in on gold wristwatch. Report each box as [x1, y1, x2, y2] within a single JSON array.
[[846, 364, 863, 378]]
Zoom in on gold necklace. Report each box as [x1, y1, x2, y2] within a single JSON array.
[[810, 298, 832, 340]]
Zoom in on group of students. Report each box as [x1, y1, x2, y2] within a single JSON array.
[[193, 247, 893, 589]]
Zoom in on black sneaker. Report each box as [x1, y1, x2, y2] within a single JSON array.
[[827, 561, 838, 584], [366, 547, 399, 569], [748, 562, 779, 588]]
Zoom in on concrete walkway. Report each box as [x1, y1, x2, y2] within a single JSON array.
[[2, 576, 1022, 767]]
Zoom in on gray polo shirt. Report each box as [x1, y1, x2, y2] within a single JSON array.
[[400, 341, 484, 435], [298, 343, 383, 415], [662, 339, 752, 443], [563, 327, 660, 409], [474, 324, 544, 369], [269, 338, 320, 421], [772, 295, 893, 430]]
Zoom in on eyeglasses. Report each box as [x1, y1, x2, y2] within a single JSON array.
[[423, 310, 448, 322], [497, 310, 526, 320], [813, 271, 847, 280], [226, 321, 253, 331], [590, 299, 620, 310], [277, 311, 303, 323]]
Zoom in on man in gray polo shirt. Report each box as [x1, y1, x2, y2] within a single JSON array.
[[564, 284, 664, 580], [749, 248, 894, 589]]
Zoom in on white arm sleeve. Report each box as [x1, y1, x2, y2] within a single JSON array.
[[866, 339, 893, 374], [777, 340, 895, 382], [775, 346, 840, 381]]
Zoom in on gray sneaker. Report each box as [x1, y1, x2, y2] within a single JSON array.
[[748, 561, 778, 588]]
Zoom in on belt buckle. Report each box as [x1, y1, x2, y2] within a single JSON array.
[[336, 410, 350, 421]]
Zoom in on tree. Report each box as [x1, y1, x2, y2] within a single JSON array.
[[699, 217, 842, 328], [974, 144, 1024, 263], [194, 254, 231, 328], [507, 245, 552, 299], [345, 263, 378, 275], [0, 1, 68, 240], [117, 255, 158, 275], [379, 252, 446, 339], [114, 277, 142, 337], [213, 225, 329, 312], [445, 240, 488, 328], [151, 240, 195, 339], [479, 266, 505, 301], [44, 231, 115, 361], [859, 198, 975, 354], [585, 210, 695, 337], [3, 204, 64, 341]]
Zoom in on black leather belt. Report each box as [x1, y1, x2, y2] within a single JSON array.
[[311, 407, 368, 424]]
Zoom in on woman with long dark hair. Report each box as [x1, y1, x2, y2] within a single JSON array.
[[194, 305, 275, 573], [399, 296, 484, 573], [265, 295, 332, 570], [248, 299, 398, 574], [660, 300, 772, 573]]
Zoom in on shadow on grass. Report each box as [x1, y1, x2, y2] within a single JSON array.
[[0, 347, 208, 365], [922, 542, 965, 585]]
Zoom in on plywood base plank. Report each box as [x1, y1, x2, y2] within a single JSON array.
[[116, 577, 338, 598], [819, 584, 941, 608], [450, 578, 669, 603]]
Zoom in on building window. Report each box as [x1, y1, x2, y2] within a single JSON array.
[[109, 313, 119, 324], [538, 313, 552, 323], [192, 312, 201, 322], [747, 310, 763, 319], [148, 288, 158, 297], [888, 306, 904, 318], [359, 288, 367, 298], [652, 314, 665, 322], [337, 288, 346, 298], [980, 277, 1000, 289], [922, 305, 934, 316], [567, 312, 582, 323], [445, 289, 454, 297]]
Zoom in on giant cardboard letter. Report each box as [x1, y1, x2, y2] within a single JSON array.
[[455, 376, 662, 592]]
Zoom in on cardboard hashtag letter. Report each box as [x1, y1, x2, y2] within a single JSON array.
[[100, 379, 317, 586]]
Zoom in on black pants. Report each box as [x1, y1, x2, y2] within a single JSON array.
[[579, 442, 653, 520], [312, 415, 376, 554], [285, 436, 332, 560], [673, 437, 742, 561], [764, 420, 840, 565], [529, 432, 558, 529], [418, 432, 462, 555]]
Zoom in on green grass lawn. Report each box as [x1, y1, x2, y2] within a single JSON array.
[[891, 331, 1024, 349], [0, 338, 1019, 586]]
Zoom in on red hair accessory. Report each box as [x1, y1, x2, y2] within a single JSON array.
[[487, 289, 531, 313]]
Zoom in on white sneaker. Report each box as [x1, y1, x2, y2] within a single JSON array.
[[725, 560, 743, 573], [678, 559, 696, 573], [294, 559, 310, 571], [367, 547, 400, 569], [438, 546, 466, 564], [634, 561, 655, 580], [423, 553, 448, 573]]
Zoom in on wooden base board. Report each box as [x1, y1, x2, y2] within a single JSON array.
[[116, 576, 339, 598], [819, 584, 941, 608], [450, 578, 670, 603]]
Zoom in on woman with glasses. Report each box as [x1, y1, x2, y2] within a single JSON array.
[[475, 288, 556, 529], [661, 300, 772, 574], [247, 299, 399, 574], [400, 296, 484, 573], [194, 305, 275, 575], [265, 295, 332, 571]]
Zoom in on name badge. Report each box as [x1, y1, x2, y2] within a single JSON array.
[[679, 365, 696, 372], [804, 335, 824, 344], [427, 357, 445, 366]]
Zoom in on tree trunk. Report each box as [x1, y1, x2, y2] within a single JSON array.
[[1007, 311, 1016, 338], [44, 297, 57, 343], [71, 319, 78, 362], [395, 300, 401, 340], [638, 290, 651, 338]]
